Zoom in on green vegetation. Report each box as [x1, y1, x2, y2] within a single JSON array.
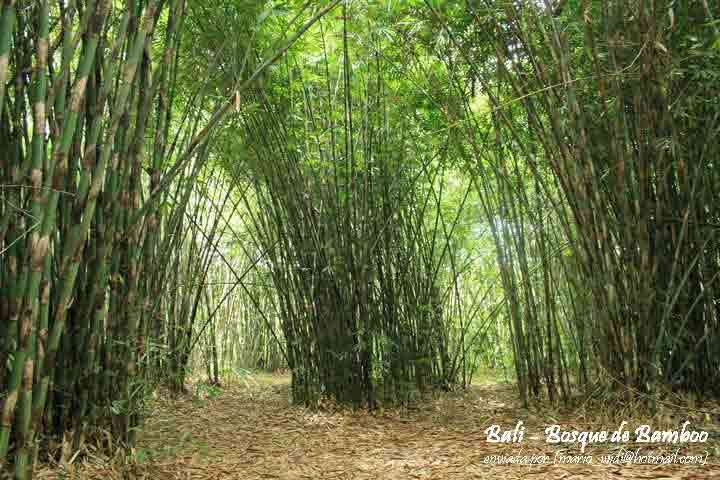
[[1, 0, 719, 478]]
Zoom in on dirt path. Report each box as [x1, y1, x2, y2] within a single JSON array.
[[40, 375, 719, 479]]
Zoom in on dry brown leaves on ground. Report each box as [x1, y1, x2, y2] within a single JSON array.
[[35, 376, 720, 479]]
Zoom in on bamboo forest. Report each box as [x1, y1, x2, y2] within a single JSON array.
[[1, 0, 720, 478]]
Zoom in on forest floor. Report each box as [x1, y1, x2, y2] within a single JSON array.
[[37, 374, 719, 479]]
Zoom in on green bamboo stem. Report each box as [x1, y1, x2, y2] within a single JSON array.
[[0, 0, 15, 122]]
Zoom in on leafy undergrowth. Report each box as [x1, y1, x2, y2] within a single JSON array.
[[35, 374, 720, 479]]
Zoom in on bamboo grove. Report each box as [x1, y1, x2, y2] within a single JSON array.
[[417, 0, 720, 403], [0, 0, 338, 477], [2, 0, 720, 477], [232, 48, 459, 405]]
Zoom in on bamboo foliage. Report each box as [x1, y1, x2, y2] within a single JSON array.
[[222, 12, 480, 406], [0, 2, 193, 475], [3, 1, 716, 476], [423, 0, 720, 402], [0, 1, 338, 477]]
